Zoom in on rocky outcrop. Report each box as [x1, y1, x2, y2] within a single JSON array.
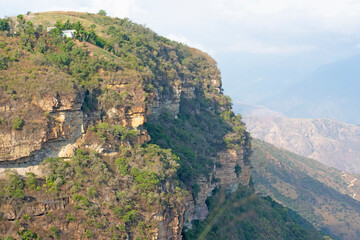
[[0, 93, 85, 165], [157, 205, 185, 240], [184, 146, 251, 228], [149, 80, 182, 118]]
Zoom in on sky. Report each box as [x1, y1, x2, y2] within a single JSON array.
[[1, 0, 360, 102]]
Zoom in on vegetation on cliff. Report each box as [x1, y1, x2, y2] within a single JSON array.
[[0, 11, 327, 239], [146, 96, 250, 193], [0, 144, 185, 239], [0, 11, 248, 238]]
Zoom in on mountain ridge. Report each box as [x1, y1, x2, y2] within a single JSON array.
[[252, 138, 360, 240], [244, 116, 360, 173]]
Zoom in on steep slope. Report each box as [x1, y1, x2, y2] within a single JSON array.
[[0, 11, 252, 239], [258, 55, 360, 124], [183, 185, 327, 240], [244, 116, 360, 173], [252, 139, 360, 240]]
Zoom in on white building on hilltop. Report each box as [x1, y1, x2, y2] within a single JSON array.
[[62, 30, 76, 38]]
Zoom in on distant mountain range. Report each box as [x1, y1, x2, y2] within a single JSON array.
[[258, 55, 360, 124], [252, 138, 360, 240], [244, 117, 360, 173], [232, 102, 285, 118]]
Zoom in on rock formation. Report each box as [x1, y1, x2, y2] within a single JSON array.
[[0, 11, 251, 239]]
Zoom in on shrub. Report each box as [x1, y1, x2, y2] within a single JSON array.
[[0, 55, 8, 70], [66, 213, 75, 221], [130, 168, 159, 192], [49, 226, 60, 238], [0, 41, 7, 48], [121, 130, 138, 142], [12, 117, 24, 130], [18, 228, 40, 240], [115, 158, 128, 176], [86, 187, 97, 198], [2, 173, 24, 199], [86, 229, 95, 239], [72, 194, 91, 207], [25, 172, 38, 190]]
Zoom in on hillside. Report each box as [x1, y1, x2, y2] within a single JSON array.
[[251, 139, 360, 240], [0, 11, 252, 239], [258, 55, 360, 124], [244, 116, 360, 173], [183, 185, 326, 240]]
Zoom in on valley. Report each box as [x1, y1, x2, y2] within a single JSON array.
[[251, 138, 360, 240]]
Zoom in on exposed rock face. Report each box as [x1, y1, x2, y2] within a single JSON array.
[[0, 93, 85, 164], [1, 197, 69, 220], [157, 205, 185, 240], [2, 204, 16, 220], [147, 68, 252, 230], [149, 81, 182, 118], [183, 146, 251, 228]]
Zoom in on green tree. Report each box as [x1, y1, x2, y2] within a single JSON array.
[[17, 14, 24, 23], [2, 173, 24, 199], [98, 10, 107, 16], [0, 19, 9, 31]]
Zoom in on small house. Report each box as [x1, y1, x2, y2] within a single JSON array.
[[62, 30, 76, 38]]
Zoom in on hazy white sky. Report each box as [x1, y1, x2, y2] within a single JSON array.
[[1, 0, 360, 101], [2, 0, 360, 55]]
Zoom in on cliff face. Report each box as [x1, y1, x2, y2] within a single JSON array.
[[184, 147, 251, 227], [0, 92, 85, 165], [0, 12, 251, 239], [146, 68, 252, 228]]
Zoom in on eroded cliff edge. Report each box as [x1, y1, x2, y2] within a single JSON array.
[[0, 12, 251, 239]]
